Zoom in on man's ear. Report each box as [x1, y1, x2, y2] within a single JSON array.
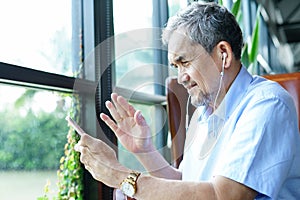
[[216, 41, 233, 69]]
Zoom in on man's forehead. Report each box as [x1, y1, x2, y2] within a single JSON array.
[[167, 31, 206, 61], [168, 30, 191, 49]]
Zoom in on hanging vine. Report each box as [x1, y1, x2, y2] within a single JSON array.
[[56, 96, 83, 200], [37, 96, 84, 200]]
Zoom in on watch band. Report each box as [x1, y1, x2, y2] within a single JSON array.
[[120, 171, 141, 198], [127, 171, 141, 182]]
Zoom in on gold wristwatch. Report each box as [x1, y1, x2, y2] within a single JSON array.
[[120, 171, 141, 198]]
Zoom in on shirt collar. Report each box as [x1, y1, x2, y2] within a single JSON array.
[[197, 66, 253, 122], [222, 66, 253, 120]]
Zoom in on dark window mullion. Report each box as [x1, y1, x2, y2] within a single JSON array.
[[0, 62, 96, 95], [0, 62, 75, 92], [93, 0, 115, 200]]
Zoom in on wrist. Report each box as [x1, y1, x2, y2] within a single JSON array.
[[144, 142, 156, 153], [119, 171, 141, 198], [108, 165, 131, 188]]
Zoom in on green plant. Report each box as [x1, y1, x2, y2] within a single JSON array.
[[56, 124, 83, 200], [218, 0, 261, 74], [0, 89, 72, 171], [56, 97, 83, 200], [37, 97, 84, 200], [37, 180, 53, 200], [189, 0, 261, 73], [194, 0, 261, 74], [241, 5, 261, 74]]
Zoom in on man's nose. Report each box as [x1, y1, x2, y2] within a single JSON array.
[[177, 70, 190, 85]]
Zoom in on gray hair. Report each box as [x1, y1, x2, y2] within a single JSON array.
[[162, 2, 243, 59]]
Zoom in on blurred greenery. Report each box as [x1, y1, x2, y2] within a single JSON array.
[[217, 0, 261, 73], [0, 86, 83, 199], [0, 93, 69, 170]]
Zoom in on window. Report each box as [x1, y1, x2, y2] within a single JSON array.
[[241, 0, 286, 74], [112, 0, 187, 171], [0, 0, 73, 76], [0, 85, 72, 199], [113, 0, 156, 94], [113, 0, 165, 171], [0, 1, 81, 199]]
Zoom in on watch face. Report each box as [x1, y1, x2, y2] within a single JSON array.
[[121, 182, 135, 197]]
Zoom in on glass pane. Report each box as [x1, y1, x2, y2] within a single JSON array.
[[118, 102, 167, 171], [0, 0, 75, 76], [0, 84, 72, 200], [113, 0, 155, 94], [168, 0, 187, 17], [167, 0, 187, 77]]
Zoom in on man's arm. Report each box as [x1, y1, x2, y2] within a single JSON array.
[[134, 146, 182, 179], [75, 134, 257, 200], [133, 174, 257, 200]]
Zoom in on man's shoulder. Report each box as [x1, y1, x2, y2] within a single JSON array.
[[246, 75, 293, 105]]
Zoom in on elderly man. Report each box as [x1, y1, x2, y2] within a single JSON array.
[[74, 2, 300, 199]]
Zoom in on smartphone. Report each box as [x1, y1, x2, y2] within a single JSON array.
[[65, 116, 85, 136]]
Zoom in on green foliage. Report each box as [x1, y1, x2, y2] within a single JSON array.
[[0, 103, 68, 170], [38, 97, 84, 200], [14, 90, 36, 109], [230, 0, 241, 18], [248, 6, 261, 63], [230, 0, 242, 23], [241, 5, 261, 74], [56, 127, 83, 200], [0, 86, 83, 199], [189, 0, 261, 72], [218, 0, 261, 73], [37, 180, 55, 200], [56, 99, 83, 200]]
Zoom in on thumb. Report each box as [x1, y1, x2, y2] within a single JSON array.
[[134, 110, 147, 126], [81, 134, 110, 153], [80, 134, 94, 146]]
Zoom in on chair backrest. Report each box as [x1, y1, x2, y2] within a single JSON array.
[[166, 72, 300, 168], [263, 72, 300, 128], [166, 77, 194, 168]]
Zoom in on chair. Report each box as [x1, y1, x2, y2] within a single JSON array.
[[263, 72, 300, 128], [166, 72, 300, 168], [166, 76, 195, 168]]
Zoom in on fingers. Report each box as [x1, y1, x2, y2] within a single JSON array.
[[100, 93, 143, 137], [110, 93, 136, 120], [74, 134, 93, 150], [105, 101, 123, 123], [75, 134, 116, 158], [111, 93, 127, 118], [134, 110, 147, 126], [76, 144, 102, 181], [116, 94, 136, 116], [75, 134, 103, 153], [75, 138, 121, 187], [100, 113, 119, 133]]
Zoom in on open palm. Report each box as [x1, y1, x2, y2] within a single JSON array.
[[100, 93, 153, 153]]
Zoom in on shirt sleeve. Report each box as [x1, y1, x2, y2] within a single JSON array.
[[215, 91, 299, 199]]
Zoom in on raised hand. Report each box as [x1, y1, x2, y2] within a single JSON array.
[[75, 133, 129, 188], [100, 93, 154, 154]]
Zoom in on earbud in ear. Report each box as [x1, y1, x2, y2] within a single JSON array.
[[222, 52, 227, 60], [220, 52, 226, 77]]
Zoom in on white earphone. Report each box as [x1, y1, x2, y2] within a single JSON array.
[[185, 95, 191, 130], [220, 52, 227, 77], [185, 52, 228, 131]]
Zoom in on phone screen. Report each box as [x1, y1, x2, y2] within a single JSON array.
[[65, 116, 85, 136]]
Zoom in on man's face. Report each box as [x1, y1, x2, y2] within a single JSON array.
[[167, 31, 221, 107]]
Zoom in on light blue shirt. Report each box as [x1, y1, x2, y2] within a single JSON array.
[[179, 66, 300, 199]]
